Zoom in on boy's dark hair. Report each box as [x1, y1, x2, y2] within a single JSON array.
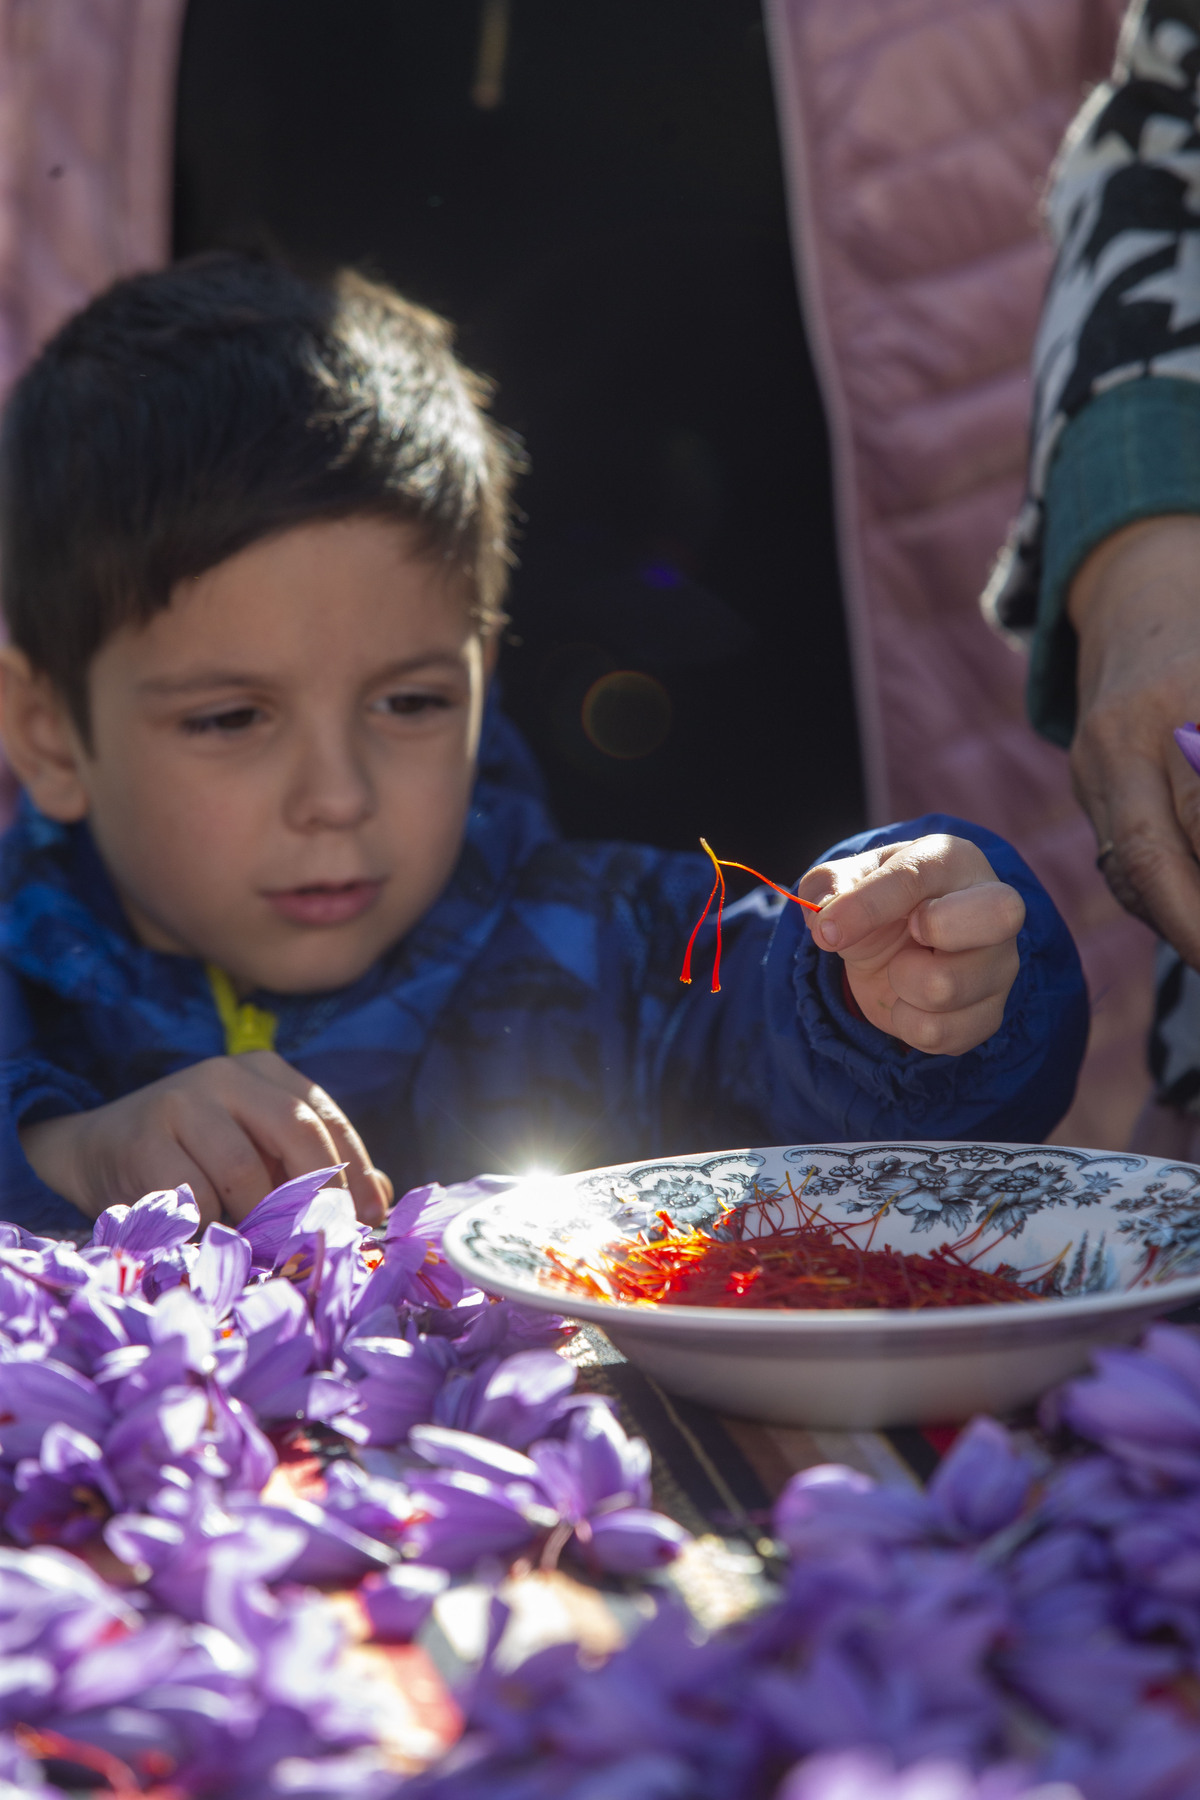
[[0, 254, 519, 738]]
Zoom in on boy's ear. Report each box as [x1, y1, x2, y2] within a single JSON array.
[[0, 647, 90, 821]]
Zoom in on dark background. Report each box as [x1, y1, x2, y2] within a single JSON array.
[[173, 0, 863, 877]]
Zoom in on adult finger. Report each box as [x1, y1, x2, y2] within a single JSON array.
[[889, 991, 1006, 1058], [1097, 751, 1200, 965], [232, 1055, 388, 1224], [909, 883, 1024, 954], [886, 940, 1019, 1016]]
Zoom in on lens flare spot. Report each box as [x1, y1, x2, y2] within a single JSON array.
[[580, 670, 671, 760]]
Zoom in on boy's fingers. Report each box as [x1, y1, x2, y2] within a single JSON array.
[[303, 1097, 385, 1223], [231, 1056, 388, 1225], [810, 840, 954, 951], [176, 1105, 276, 1223], [796, 848, 885, 910], [128, 1141, 226, 1230], [889, 992, 1007, 1058], [161, 1159, 226, 1232], [217, 1074, 344, 1201], [908, 883, 1025, 953], [810, 838, 995, 953], [886, 941, 1020, 1015]]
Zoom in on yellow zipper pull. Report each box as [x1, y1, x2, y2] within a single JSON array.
[[207, 964, 277, 1056]]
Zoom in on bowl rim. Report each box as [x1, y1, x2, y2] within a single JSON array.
[[441, 1140, 1200, 1335]]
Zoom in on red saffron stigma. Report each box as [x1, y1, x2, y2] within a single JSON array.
[[680, 839, 821, 993], [539, 1177, 1056, 1313]]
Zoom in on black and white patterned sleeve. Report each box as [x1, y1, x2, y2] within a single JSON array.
[[986, 0, 1200, 651]]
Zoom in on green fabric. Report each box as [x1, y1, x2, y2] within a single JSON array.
[[1031, 377, 1200, 747]]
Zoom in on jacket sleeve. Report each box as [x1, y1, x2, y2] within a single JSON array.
[[651, 815, 1088, 1150], [984, 0, 1200, 745], [0, 967, 97, 1234]]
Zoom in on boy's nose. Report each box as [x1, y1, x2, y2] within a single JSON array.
[[284, 730, 376, 831]]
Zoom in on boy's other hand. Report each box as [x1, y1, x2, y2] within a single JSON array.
[[19, 1052, 393, 1230], [798, 835, 1025, 1056]]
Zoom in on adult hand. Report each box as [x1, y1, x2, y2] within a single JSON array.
[[799, 835, 1025, 1055], [19, 1051, 393, 1229], [1068, 515, 1200, 965]]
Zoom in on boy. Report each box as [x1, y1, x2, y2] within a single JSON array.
[[0, 257, 1087, 1237]]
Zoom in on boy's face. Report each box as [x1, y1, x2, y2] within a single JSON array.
[[48, 517, 493, 993]]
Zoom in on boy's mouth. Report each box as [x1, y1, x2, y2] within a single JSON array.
[[263, 879, 384, 927]]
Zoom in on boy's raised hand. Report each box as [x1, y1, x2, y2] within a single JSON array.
[[19, 1051, 393, 1230], [798, 835, 1025, 1057]]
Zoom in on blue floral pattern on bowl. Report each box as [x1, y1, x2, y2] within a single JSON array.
[[454, 1142, 1200, 1303]]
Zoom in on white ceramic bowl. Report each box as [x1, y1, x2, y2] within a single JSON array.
[[442, 1142, 1200, 1428]]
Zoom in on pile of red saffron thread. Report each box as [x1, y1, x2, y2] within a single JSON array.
[[681, 840, 821, 993], [543, 1178, 1060, 1312]]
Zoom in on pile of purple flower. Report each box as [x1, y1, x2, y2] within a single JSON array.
[[410, 1330, 1200, 1800], [0, 1171, 687, 1796], [3, 1171, 1200, 1799]]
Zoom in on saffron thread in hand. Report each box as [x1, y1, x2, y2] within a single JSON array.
[[680, 839, 821, 992]]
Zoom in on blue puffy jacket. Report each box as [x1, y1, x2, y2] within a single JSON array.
[[0, 711, 1088, 1236]]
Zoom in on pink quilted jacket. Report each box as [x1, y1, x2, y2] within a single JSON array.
[[0, 0, 1151, 1148], [764, 0, 1149, 1149]]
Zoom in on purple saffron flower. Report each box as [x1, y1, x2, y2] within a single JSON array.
[[244, 1497, 394, 1585], [411, 1408, 685, 1576], [191, 1222, 253, 1317], [1175, 723, 1200, 779], [585, 1508, 691, 1574], [310, 1239, 372, 1366], [551, 1399, 653, 1510], [403, 1435, 557, 1571], [0, 1357, 112, 1462], [139, 1239, 197, 1300], [231, 1331, 319, 1420], [1110, 1495, 1200, 1619], [387, 1175, 517, 1249], [434, 1349, 578, 1447], [452, 1297, 571, 1360], [55, 1283, 154, 1370], [1052, 1326, 1200, 1487], [926, 1418, 1041, 1542], [1001, 1633, 1180, 1737], [53, 1613, 189, 1713], [383, 1175, 517, 1310], [104, 1379, 275, 1508], [317, 1459, 414, 1545], [6, 1422, 121, 1548], [0, 1259, 60, 1352], [409, 1423, 545, 1488], [234, 1273, 310, 1348], [361, 1562, 449, 1642], [107, 1494, 309, 1621], [238, 1166, 348, 1266], [776, 1752, 1057, 1799], [334, 1333, 456, 1446], [774, 1463, 929, 1560], [1041, 1707, 1200, 1800], [89, 1186, 201, 1256]]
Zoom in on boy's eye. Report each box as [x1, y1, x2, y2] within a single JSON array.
[[181, 705, 263, 736], [376, 692, 452, 718]]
